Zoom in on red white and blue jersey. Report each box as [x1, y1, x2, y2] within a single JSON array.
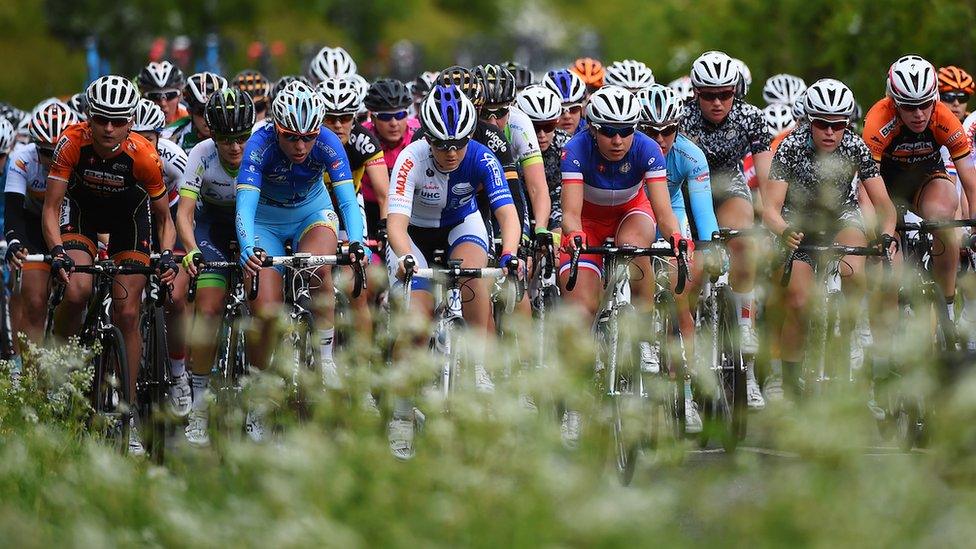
[[560, 131, 668, 210]]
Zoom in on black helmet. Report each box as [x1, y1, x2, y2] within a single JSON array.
[[364, 78, 412, 112], [475, 64, 516, 105], [232, 70, 271, 107], [504, 61, 534, 91], [184, 72, 228, 110], [137, 60, 185, 92], [438, 66, 485, 108], [270, 75, 311, 103], [205, 88, 256, 136]]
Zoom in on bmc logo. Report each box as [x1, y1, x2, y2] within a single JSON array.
[[395, 158, 414, 195]]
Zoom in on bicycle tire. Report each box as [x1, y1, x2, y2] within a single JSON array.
[[212, 314, 247, 442], [140, 306, 169, 464], [90, 326, 131, 455], [699, 286, 743, 452], [656, 290, 686, 441], [0, 280, 15, 360], [605, 304, 642, 485]]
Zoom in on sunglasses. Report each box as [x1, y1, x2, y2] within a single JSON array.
[[480, 106, 510, 120], [641, 123, 679, 138], [697, 89, 735, 102], [144, 90, 180, 102], [592, 123, 636, 139], [324, 113, 355, 125], [533, 120, 558, 134], [276, 125, 320, 142], [940, 92, 970, 104], [90, 114, 131, 127], [37, 146, 56, 158], [562, 104, 583, 115], [896, 99, 935, 112], [809, 117, 849, 132], [429, 136, 470, 151], [216, 134, 250, 145], [374, 111, 408, 122]]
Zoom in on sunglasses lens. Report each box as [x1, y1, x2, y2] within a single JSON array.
[[596, 124, 635, 138], [92, 115, 129, 126], [565, 105, 582, 115], [533, 121, 558, 133], [326, 114, 354, 124], [941, 92, 970, 103], [377, 111, 407, 121], [430, 137, 469, 151]]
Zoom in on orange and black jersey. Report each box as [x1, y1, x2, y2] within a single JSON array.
[[49, 122, 167, 202], [323, 123, 385, 193], [862, 97, 971, 176]]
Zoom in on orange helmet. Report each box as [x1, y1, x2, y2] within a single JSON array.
[[570, 57, 605, 88], [937, 65, 974, 94]]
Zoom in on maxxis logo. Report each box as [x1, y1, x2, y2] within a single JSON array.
[[395, 158, 414, 195]]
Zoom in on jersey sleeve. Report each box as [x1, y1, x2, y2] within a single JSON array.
[[683, 142, 719, 240], [387, 147, 419, 218], [48, 131, 81, 182], [476, 148, 514, 211], [179, 142, 207, 200], [161, 140, 188, 191], [319, 130, 363, 242], [508, 110, 543, 166], [560, 138, 585, 185], [935, 103, 973, 160], [133, 143, 167, 200], [861, 99, 894, 162], [237, 131, 269, 193], [852, 136, 882, 181], [642, 138, 668, 186], [4, 149, 30, 196]]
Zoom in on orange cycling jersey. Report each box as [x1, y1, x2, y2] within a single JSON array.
[[862, 98, 971, 174], [49, 122, 167, 201]]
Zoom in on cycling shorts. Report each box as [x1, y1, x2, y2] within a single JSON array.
[[884, 164, 952, 213], [194, 214, 237, 288], [558, 193, 656, 276], [61, 197, 152, 266], [252, 199, 340, 275], [386, 210, 489, 293]]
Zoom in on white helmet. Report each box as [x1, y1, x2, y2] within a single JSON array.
[[419, 84, 477, 141], [763, 103, 794, 135], [792, 90, 807, 121], [86, 75, 140, 118], [272, 81, 326, 134], [637, 84, 683, 126], [604, 60, 655, 91], [886, 55, 938, 105], [733, 58, 752, 97], [516, 85, 562, 121], [137, 60, 185, 91], [308, 46, 358, 82], [668, 76, 695, 101], [541, 70, 586, 105], [316, 77, 361, 114], [804, 78, 857, 118], [28, 100, 77, 144], [0, 117, 14, 154], [184, 72, 228, 109], [690, 51, 739, 88], [586, 85, 641, 125], [763, 74, 807, 106], [131, 98, 167, 133]]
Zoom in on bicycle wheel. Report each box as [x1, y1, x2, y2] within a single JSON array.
[[700, 286, 744, 452], [0, 281, 15, 360], [139, 306, 169, 464], [212, 313, 248, 442], [655, 291, 686, 442], [89, 326, 131, 454], [606, 305, 643, 486]]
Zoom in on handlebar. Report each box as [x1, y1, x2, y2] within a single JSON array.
[[566, 238, 689, 294], [780, 238, 892, 287], [187, 256, 258, 303], [252, 243, 366, 299]]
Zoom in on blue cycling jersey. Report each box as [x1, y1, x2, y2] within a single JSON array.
[[561, 130, 667, 208], [666, 133, 719, 241], [236, 123, 363, 254], [387, 139, 514, 228]]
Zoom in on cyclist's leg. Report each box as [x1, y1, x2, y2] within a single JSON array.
[[294, 210, 340, 362], [717, 195, 757, 324], [447, 212, 491, 335], [779, 257, 814, 397], [615, 201, 657, 307], [916, 174, 961, 312], [111, 251, 150, 402], [54, 232, 95, 339], [558, 214, 611, 317], [19, 264, 50, 344], [189, 217, 232, 379], [246, 224, 286, 371]]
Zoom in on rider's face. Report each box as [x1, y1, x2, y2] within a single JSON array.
[[897, 100, 935, 133], [191, 109, 212, 139], [696, 86, 735, 124], [591, 126, 634, 162], [276, 129, 318, 164], [431, 143, 466, 172], [89, 115, 132, 151], [216, 135, 248, 167]]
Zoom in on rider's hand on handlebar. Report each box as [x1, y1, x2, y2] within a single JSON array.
[[396, 254, 417, 281], [782, 230, 804, 250], [242, 246, 266, 277], [562, 230, 586, 254], [158, 250, 179, 283], [669, 232, 695, 258], [50, 245, 74, 283], [182, 249, 202, 278], [499, 252, 521, 278], [5, 239, 27, 270]]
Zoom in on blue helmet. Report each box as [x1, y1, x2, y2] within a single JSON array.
[[542, 69, 586, 105], [419, 84, 477, 140]]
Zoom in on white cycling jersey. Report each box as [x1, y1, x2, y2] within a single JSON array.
[[5, 143, 49, 215], [180, 138, 237, 218], [157, 137, 188, 206], [505, 106, 543, 165]]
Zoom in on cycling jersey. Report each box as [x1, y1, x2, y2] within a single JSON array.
[[863, 98, 970, 205], [180, 139, 237, 221], [387, 139, 513, 230], [681, 100, 770, 203], [323, 123, 385, 192], [162, 116, 206, 154], [361, 116, 421, 202], [503, 106, 543, 167], [156, 137, 188, 207], [666, 133, 719, 241], [236, 123, 363, 260], [769, 124, 878, 234], [3, 143, 53, 255], [541, 129, 571, 230], [50, 122, 167, 261]]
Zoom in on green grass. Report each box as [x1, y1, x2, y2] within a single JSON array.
[[2, 314, 976, 548]]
